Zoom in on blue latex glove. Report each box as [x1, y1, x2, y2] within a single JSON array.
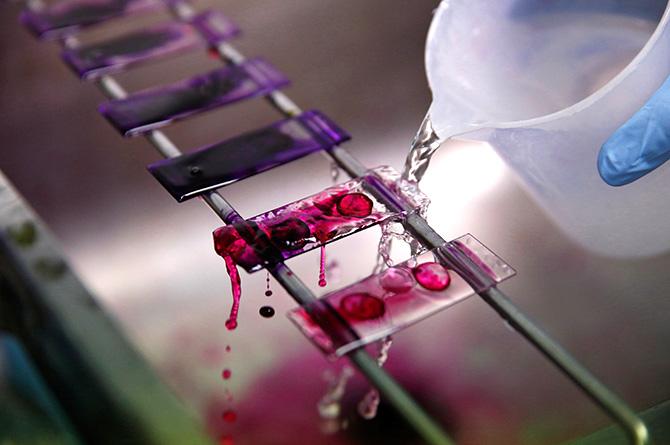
[[598, 76, 670, 186]]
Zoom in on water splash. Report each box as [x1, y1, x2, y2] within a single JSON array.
[[317, 365, 354, 421], [374, 221, 417, 274], [357, 336, 393, 420], [402, 113, 444, 184]]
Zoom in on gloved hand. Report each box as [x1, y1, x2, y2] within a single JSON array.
[[598, 76, 670, 186]]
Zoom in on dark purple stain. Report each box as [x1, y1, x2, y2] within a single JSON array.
[[148, 110, 350, 202]]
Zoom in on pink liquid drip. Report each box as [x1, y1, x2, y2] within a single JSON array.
[[265, 270, 272, 296], [318, 244, 327, 287], [222, 369, 232, 380], [225, 345, 231, 353], [223, 256, 242, 330]]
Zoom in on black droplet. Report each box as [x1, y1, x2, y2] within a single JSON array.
[[259, 306, 275, 318], [264, 290, 273, 297]]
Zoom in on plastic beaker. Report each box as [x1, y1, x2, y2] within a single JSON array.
[[425, 0, 670, 257]]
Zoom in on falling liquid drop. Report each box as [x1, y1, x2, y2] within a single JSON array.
[[259, 305, 275, 318], [222, 410, 237, 423], [265, 270, 273, 296], [223, 256, 241, 330], [225, 345, 231, 353], [358, 389, 381, 420], [413, 262, 451, 291], [222, 369, 232, 380], [318, 245, 327, 287], [219, 435, 234, 445]]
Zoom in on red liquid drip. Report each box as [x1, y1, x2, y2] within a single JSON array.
[[213, 191, 380, 325], [336, 192, 373, 217], [222, 410, 237, 423], [222, 369, 232, 380], [340, 293, 385, 320], [413, 262, 451, 291], [219, 435, 234, 445], [265, 270, 272, 296], [318, 245, 327, 287], [225, 345, 231, 353], [224, 256, 241, 330]]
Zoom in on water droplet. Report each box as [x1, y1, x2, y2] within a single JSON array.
[[358, 389, 380, 419], [379, 267, 414, 293]]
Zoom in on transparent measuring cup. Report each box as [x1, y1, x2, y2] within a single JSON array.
[[425, 0, 670, 257]]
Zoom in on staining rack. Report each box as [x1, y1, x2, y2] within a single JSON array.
[[10, 1, 651, 444]]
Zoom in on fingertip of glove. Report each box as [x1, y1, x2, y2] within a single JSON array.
[[598, 139, 637, 187]]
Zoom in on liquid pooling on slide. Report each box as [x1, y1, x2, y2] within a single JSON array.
[[213, 166, 428, 330], [289, 234, 515, 357]]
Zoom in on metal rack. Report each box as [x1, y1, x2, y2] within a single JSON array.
[[11, 1, 652, 444]]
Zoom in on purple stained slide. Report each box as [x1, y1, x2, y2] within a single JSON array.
[[99, 58, 289, 136], [61, 10, 239, 79], [148, 110, 351, 202], [21, 0, 160, 39]]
